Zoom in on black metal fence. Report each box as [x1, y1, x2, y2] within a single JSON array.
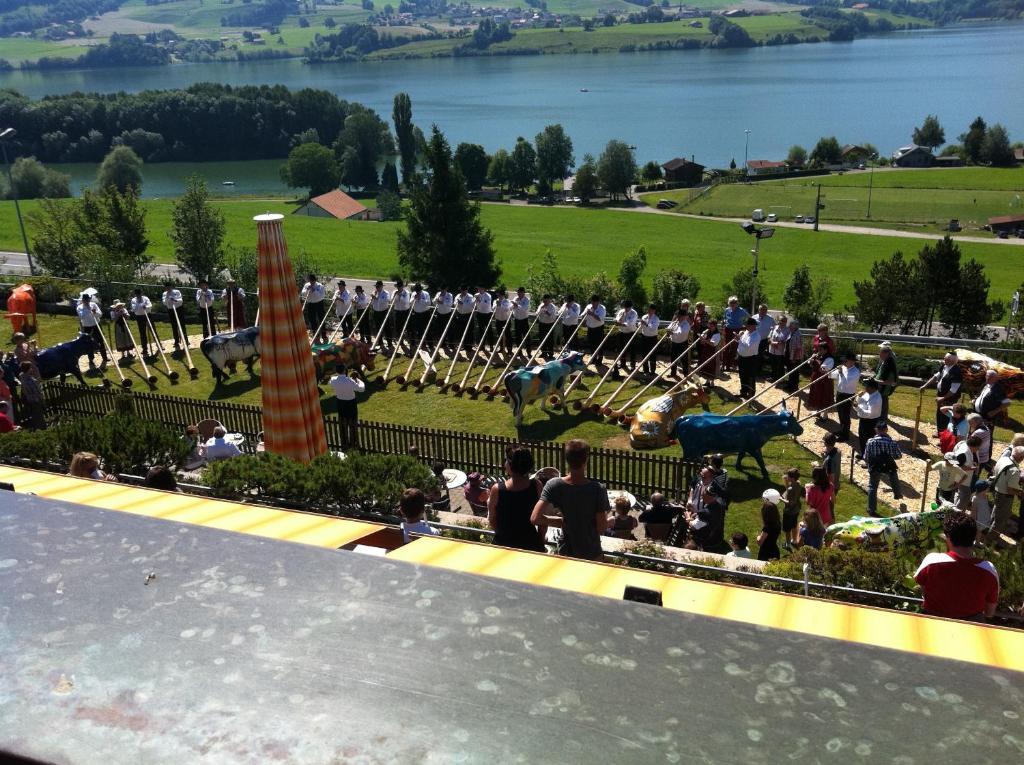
[[42, 383, 697, 499]]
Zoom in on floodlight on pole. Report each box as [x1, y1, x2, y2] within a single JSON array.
[[0, 127, 35, 276], [740, 223, 774, 312]]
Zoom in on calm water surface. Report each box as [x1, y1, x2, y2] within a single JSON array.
[[4, 22, 1022, 169]]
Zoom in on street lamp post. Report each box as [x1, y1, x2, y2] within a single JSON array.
[[743, 129, 751, 175], [0, 128, 35, 276], [741, 222, 774, 313]]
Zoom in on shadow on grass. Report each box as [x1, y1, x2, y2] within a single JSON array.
[[516, 409, 588, 442], [207, 373, 261, 401]]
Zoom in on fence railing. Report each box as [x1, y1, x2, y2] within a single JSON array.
[[42, 383, 698, 499]]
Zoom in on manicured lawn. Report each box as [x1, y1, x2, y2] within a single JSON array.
[[816, 166, 1024, 191], [5, 312, 869, 553], [649, 180, 1024, 233], [2, 198, 1021, 315]]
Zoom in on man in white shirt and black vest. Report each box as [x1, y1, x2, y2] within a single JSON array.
[[453, 286, 476, 354], [130, 288, 153, 357], [196, 280, 217, 338], [161, 282, 186, 351], [432, 286, 454, 350], [330, 363, 365, 449], [77, 293, 107, 367], [536, 295, 559, 359], [638, 304, 660, 377], [370, 280, 392, 348], [933, 352, 963, 434], [391, 279, 411, 350], [474, 286, 493, 352], [828, 354, 861, 442], [513, 287, 531, 355], [493, 289, 513, 353], [560, 294, 582, 352], [613, 299, 638, 374], [301, 274, 327, 344], [352, 286, 371, 344], [584, 294, 606, 366], [332, 280, 353, 336], [408, 283, 431, 347]]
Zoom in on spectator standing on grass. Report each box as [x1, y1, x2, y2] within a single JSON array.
[[531, 440, 609, 561], [767, 315, 790, 383], [783, 318, 803, 393], [12, 332, 40, 381], [914, 512, 998, 621], [754, 304, 774, 373], [399, 488, 439, 544], [874, 342, 899, 421], [863, 422, 904, 517], [757, 490, 783, 562], [828, 354, 860, 442], [987, 446, 1023, 547], [933, 353, 963, 434], [930, 452, 970, 504], [735, 317, 761, 399], [488, 446, 546, 553], [974, 370, 1010, 433], [854, 378, 883, 455], [812, 323, 836, 357], [722, 296, 748, 372], [821, 433, 842, 497], [805, 466, 835, 527], [782, 468, 802, 548], [796, 508, 827, 550], [971, 480, 993, 535]]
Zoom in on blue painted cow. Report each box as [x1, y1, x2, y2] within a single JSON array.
[[673, 410, 804, 479], [504, 351, 586, 426], [200, 326, 262, 384], [33, 333, 99, 386]]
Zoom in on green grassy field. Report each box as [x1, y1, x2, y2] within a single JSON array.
[[2, 312, 872, 554], [0, 38, 92, 63], [641, 166, 1024, 233], [2, 198, 1021, 313]]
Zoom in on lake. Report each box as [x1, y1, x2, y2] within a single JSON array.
[[4, 21, 1022, 173]]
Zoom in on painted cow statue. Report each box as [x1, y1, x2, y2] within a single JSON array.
[[673, 410, 803, 479], [504, 351, 586, 426], [629, 383, 710, 450], [200, 327, 262, 384], [825, 506, 951, 557], [33, 333, 99, 386], [312, 339, 375, 381]]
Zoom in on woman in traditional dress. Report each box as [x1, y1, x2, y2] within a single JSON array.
[[807, 346, 835, 412], [110, 300, 134, 361], [696, 318, 722, 382]]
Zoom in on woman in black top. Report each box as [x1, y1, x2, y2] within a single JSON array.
[[488, 446, 546, 552], [757, 499, 783, 561]]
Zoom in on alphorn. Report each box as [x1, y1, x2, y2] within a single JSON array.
[[380, 300, 417, 384], [170, 307, 199, 379], [575, 325, 641, 412], [451, 308, 498, 395], [325, 302, 353, 346], [438, 307, 477, 392], [395, 306, 438, 386], [101, 316, 132, 389], [550, 323, 618, 407], [416, 309, 458, 390], [253, 289, 260, 328], [781, 361, 836, 404], [465, 315, 513, 397], [724, 354, 815, 415], [227, 290, 235, 332], [122, 316, 158, 386], [144, 314, 180, 381], [796, 392, 855, 424], [347, 300, 374, 342], [911, 374, 939, 450], [606, 335, 712, 423], [550, 306, 591, 359], [520, 305, 567, 370], [599, 333, 668, 416], [481, 311, 544, 397], [308, 294, 334, 346], [369, 292, 399, 353]]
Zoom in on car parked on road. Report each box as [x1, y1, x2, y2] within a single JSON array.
[[767, 213, 778, 223], [805, 215, 816, 225], [794, 214, 805, 223]]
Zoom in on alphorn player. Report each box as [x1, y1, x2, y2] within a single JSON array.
[[474, 285, 493, 352], [392, 279, 411, 350], [638, 303, 660, 377], [221, 279, 247, 331], [333, 280, 353, 336], [196, 279, 217, 338], [512, 287, 531, 355], [584, 294, 606, 367], [493, 289, 513, 353], [301, 273, 328, 344], [161, 282, 187, 351], [432, 285, 454, 350], [370, 280, 392, 350], [536, 295, 558, 360], [612, 299, 638, 376], [410, 283, 431, 346], [560, 294, 581, 352]]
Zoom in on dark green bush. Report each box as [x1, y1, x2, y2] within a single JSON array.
[[764, 547, 917, 607], [0, 428, 63, 464], [0, 275, 85, 305], [203, 451, 435, 516]]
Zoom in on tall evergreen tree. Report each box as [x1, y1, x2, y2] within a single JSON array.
[[169, 175, 226, 281], [392, 92, 416, 185], [509, 137, 537, 193], [534, 124, 574, 195], [959, 116, 987, 164], [397, 127, 499, 288]]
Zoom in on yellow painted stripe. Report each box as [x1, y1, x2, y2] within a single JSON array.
[[0, 465, 382, 551], [4, 465, 1022, 672], [390, 536, 1024, 672]]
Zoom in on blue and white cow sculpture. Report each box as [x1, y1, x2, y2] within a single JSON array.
[[32, 333, 99, 386], [504, 352, 586, 426], [673, 411, 803, 479], [200, 327, 262, 384]]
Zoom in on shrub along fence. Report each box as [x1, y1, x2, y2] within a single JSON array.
[[42, 383, 698, 499]]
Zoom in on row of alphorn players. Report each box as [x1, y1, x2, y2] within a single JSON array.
[[299, 275, 729, 379]]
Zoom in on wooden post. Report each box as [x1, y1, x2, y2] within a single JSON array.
[[849, 446, 855, 483], [911, 385, 926, 451]]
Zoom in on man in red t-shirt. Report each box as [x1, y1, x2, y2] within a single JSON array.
[[914, 512, 999, 620], [0, 401, 15, 433]]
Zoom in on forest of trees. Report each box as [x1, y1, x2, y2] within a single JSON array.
[[0, 84, 380, 163], [789, 0, 1024, 25], [31, 33, 170, 70], [0, 0, 120, 36]]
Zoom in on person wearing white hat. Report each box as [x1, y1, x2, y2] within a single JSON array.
[[757, 490, 783, 561]]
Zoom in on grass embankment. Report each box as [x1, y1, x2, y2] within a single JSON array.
[[643, 166, 1024, 234], [3, 313, 872, 553], [1, 198, 1019, 314]]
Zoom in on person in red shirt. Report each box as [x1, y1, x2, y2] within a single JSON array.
[[0, 400, 16, 433], [914, 512, 999, 621]]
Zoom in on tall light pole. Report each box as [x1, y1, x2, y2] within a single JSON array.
[[741, 222, 774, 313], [0, 127, 35, 276], [743, 129, 751, 176]]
